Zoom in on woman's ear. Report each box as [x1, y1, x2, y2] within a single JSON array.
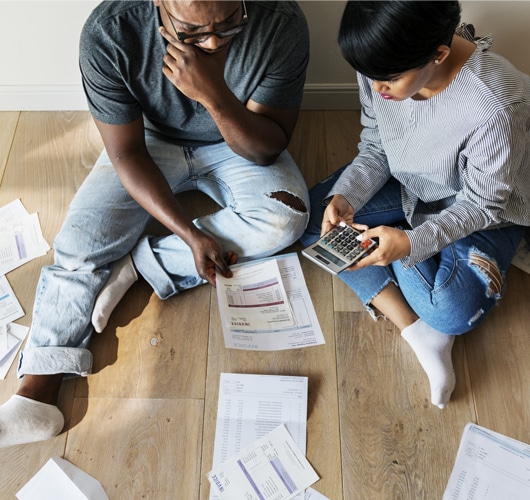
[[433, 45, 451, 65]]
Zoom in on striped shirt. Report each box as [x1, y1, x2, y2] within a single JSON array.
[[328, 42, 530, 267]]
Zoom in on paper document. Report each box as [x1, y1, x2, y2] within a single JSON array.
[[216, 253, 324, 351], [304, 488, 330, 500], [17, 456, 109, 500], [209, 373, 311, 500], [443, 422, 530, 499], [208, 424, 318, 500], [0, 199, 50, 276], [0, 275, 24, 327], [0, 322, 29, 379], [217, 258, 296, 330]]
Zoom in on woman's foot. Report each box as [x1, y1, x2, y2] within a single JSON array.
[[401, 319, 456, 408]]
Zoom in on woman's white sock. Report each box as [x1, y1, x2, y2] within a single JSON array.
[[0, 395, 64, 448], [401, 319, 456, 409], [92, 253, 138, 333]]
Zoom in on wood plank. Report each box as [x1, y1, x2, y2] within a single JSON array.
[[0, 112, 101, 498], [65, 397, 204, 498], [199, 249, 343, 500], [324, 110, 362, 174], [288, 110, 328, 189], [0, 112, 19, 182], [335, 311, 475, 498], [465, 266, 530, 443], [80, 280, 212, 399]]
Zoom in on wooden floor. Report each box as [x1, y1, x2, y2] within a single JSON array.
[[1, 110, 529, 499]]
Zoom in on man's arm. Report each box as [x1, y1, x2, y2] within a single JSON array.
[[159, 27, 299, 166], [93, 117, 233, 285]]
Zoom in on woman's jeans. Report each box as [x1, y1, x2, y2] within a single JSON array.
[[301, 167, 524, 335], [19, 136, 309, 377]]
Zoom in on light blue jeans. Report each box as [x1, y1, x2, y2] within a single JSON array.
[[301, 166, 524, 335], [19, 136, 309, 377]]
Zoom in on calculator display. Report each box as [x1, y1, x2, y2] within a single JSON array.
[[313, 245, 347, 267]]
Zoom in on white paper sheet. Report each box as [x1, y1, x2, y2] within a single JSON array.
[[0, 199, 50, 276], [0, 275, 24, 327], [208, 424, 319, 500], [443, 422, 530, 499], [0, 322, 29, 379], [16, 456, 109, 500], [217, 258, 296, 331], [216, 253, 325, 351], [304, 487, 330, 500], [209, 373, 310, 500]]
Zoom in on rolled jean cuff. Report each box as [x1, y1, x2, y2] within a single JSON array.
[[132, 236, 205, 300], [18, 347, 93, 378]]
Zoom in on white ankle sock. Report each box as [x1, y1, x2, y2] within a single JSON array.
[[401, 319, 456, 409], [0, 395, 64, 448], [92, 253, 138, 333]]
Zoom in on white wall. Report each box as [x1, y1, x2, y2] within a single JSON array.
[[1, 1, 529, 111]]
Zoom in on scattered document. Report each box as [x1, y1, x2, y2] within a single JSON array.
[[0, 275, 24, 327], [216, 253, 324, 351], [0, 322, 29, 379], [443, 422, 530, 499], [209, 373, 311, 500], [17, 456, 109, 500], [208, 424, 319, 500], [0, 199, 50, 276], [512, 236, 530, 274], [304, 488, 330, 500]]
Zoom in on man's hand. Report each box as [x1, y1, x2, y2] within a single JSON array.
[[159, 26, 228, 106], [188, 231, 238, 287]]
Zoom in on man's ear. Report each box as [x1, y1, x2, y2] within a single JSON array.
[[433, 45, 451, 65]]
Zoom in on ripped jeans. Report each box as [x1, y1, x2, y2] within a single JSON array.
[[301, 169, 524, 335], [19, 135, 309, 377]]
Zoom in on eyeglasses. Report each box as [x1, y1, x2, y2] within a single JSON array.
[[161, 1, 248, 45]]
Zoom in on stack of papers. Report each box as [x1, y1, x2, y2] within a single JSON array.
[[0, 199, 49, 378], [444, 423, 530, 498], [208, 373, 319, 500], [0, 199, 50, 276], [216, 253, 324, 351]]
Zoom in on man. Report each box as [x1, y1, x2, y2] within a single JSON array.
[[0, 0, 309, 447]]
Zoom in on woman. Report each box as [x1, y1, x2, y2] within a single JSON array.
[[302, 1, 530, 408]]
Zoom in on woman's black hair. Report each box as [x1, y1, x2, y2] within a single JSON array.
[[339, 1, 462, 81]]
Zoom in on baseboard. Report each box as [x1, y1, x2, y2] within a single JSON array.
[[0, 83, 360, 111], [301, 83, 360, 110], [0, 85, 89, 111]]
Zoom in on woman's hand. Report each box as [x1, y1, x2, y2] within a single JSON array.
[[321, 195, 366, 236], [349, 225, 411, 270]]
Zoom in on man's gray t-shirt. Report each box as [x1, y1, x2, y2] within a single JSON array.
[[79, 1, 309, 146]]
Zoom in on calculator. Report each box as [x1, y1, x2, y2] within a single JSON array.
[[302, 223, 377, 275]]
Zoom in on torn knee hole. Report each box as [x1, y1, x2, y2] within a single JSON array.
[[469, 252, 502, 296], [269, 191, 307, 213]]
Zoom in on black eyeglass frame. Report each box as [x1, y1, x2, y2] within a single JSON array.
[[161, 0, 248, 45]]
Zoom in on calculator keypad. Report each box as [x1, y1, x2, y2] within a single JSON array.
[[322, 225, 373, 261]]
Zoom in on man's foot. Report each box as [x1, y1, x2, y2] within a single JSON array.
[[0, 395, 64, 448], [401, 319, 456, 408], [92, 253, 138, 333]]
